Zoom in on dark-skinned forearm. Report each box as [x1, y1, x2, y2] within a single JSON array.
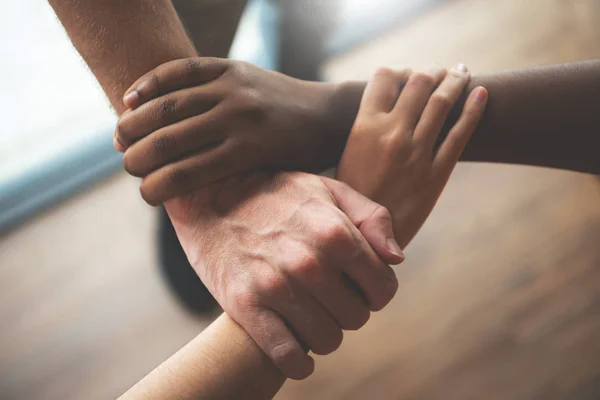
[[173, 0, 248, 58], [330, 61, 600, 175]]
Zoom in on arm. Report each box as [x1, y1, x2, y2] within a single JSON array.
[[51, 0, 403, 385], [119, 314, 285, 400], [337, 60, 600, 175], [459, 60, 600, 175], [172, 0, 248, 58], [48, 0, 199, 115], [113, 59, 600, 206]]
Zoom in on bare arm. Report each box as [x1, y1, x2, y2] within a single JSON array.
[[335, 61, 600, 175], [461, 61, 600, 175], [118, 314, 284, 400], [173, 0, 248, 58], [48, 0, 197, 114]]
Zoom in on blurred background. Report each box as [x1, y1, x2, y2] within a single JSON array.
[[1, 0, 600, 399]]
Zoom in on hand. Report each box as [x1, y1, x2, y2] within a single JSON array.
[[165, 171, 404, 380], [114, 57, 348, 205], [337, 65, 488, 248]]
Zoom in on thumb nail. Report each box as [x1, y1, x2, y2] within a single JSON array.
[[387, 238, 405, 260]]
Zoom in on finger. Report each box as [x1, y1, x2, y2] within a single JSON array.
[[322, 177, 404, 265], [281, 243, 371, 331], [113, 136, 127, 153], [361, 67, 411, 114], [342, 228, 399, 312], [314, 274, 371, 331], [271, 288, 344, 356], [122, 104, 228, 177], [233, 307, 314, 380], [392, 66, 447, 131], [116, 82, 223, 147], [123, 57, 230, 109], [139, 140, 249, 206], [433, 86, 488, 176], [320, 179, 399, 311], [413, 64, 471, 151]]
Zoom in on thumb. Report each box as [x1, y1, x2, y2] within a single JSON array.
[[321, 177, 405, 265]]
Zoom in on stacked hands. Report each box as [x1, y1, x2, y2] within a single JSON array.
[[114, 58, 488, 379]]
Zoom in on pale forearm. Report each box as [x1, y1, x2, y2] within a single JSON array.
[[119, 314, 284, 400]]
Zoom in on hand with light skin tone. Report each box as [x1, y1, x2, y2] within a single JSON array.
[[338, 65, 488, 248], [165, 170, 404, 380]]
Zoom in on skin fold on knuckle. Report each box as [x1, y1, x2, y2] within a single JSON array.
[[431, 92, 454, 112], [287, 250, 325, 285], [410, 71, 435, 89], [153, 97, 179, 124], [149, 130, 177, 162]]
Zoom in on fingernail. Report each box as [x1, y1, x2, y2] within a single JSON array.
[[123, 90, 139, 108], [474, 87, 488, 103], [457, 63, 468, 73], [387, 238, 405, 260]]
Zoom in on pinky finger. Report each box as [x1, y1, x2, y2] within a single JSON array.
[[432, 86, 488, 176], [236, 307, 315, 380]]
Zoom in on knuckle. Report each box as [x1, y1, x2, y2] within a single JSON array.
[[431, 92, 454, 110], [153, 97, 178, 122], [411, 71, 435, 87], [374, 66, 395, 79], [256, 272, 289, 299], [149, 131, 176, 158], [227, 61, 253, 84], [372, 204, 393, 224], [183, 58, 203, 78], [315, 219, 351, 246], [228, 284, 261, 310], [379, 133, 411, 159], [145, 72, 160, 95], [288, 251, 323, 283]]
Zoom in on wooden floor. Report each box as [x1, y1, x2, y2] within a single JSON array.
[[1, 0, 600, 399]]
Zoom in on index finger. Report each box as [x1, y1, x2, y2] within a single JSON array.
[[123, 57, 230, 109]]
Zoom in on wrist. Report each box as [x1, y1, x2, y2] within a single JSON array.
[[319, 81, 367, 168]]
